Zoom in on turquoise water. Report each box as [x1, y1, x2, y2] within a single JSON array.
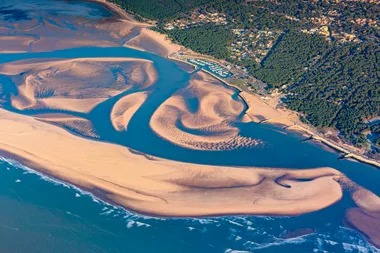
[[0, 0, 380, 252]]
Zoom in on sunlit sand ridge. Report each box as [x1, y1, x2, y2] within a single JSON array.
[[0, 108, 344, 217], [0, 58, 157, 112], [0, 54, 345, 218], [0, 1, 379, 248], [111, 92, 149, 131], [35, 114, 100, 138], [151, 71, 261, 150]]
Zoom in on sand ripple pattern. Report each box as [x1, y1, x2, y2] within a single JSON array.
[[0, 58, 157, 113], [0, 5, 379, 248], [151, 72, 260, 150]]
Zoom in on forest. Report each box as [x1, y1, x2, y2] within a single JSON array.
[[107, 0, 211, 20], [252, 31, 331, 88], [108, 0, 379, 148], [285, 43, 379, 146], [163, 24, 234, 59]]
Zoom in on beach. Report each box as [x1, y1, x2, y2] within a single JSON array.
[[0, 0, 379, 249], [0, 108, 345, 217]]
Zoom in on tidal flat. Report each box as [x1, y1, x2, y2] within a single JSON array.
[[0, 0, 379, 252]]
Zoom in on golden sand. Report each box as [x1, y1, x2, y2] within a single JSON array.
[[111, 91, 149, 131], [0, 58, 157, 112], [345, 188, 380, 248], [0, 108, 344, 217], [150, 72, 260, 150], [35, 114, 100, 138], [0, 1, 379, 248]]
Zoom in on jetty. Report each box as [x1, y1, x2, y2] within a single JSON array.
[[291, 125, 380, 168]]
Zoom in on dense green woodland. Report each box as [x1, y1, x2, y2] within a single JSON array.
[[107, 0, 211, 19], [286, 44, 379, 145], [110, 0, 380, 149], [165, 24, 234, 59], [253, 31, 331, 87]]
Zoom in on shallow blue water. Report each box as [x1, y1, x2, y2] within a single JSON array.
[[0, 0, 379, 252]]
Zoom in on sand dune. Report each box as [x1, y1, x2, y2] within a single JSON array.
[[150, 72, 260, 150], [111, 91, 149, 131], [0, 58, 158, 112], [1, 1, 378, 246], [0, 108, 344, 217]]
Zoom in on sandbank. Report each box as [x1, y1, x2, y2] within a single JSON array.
[[0, 108, 345, 217], [343, 186, 380, 248], [111, 91, 149, 131], [150, 72, 260, 150], [0, 1, 378, 247], [0, 57, 157, 112], [0, 36, 36, 53]]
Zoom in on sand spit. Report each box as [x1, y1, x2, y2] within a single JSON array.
[[111, 91, 149, 131], [150, 72, 260, 150], [0, 58, 157, 112], [0, 108, 345, 217]]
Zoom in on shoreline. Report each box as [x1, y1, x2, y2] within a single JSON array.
[[87, 0, 379, 169], [0, 152, 330, 220], [0, 1, 379, 246], [85, 0, 136, 21], [0, 109, 346, 217], [169, 56, 380, 169]]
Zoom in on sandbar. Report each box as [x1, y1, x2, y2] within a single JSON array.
[[0, 57, 157, 112], [150, 71, 259, 150], [0, 108, 344, 217]]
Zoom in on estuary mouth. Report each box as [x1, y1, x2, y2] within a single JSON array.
[[0, 0, 379, 251]]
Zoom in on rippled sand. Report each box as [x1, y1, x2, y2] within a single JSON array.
[[0, 0, 379, 249], [151, 71, 260, 150], [0, 108, 345, 217], [0, 58, 156, 112], [0, 53, 347, 218]]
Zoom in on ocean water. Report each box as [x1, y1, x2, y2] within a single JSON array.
[[0, 0, 379, 252], [1, 158, 379, 253]]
